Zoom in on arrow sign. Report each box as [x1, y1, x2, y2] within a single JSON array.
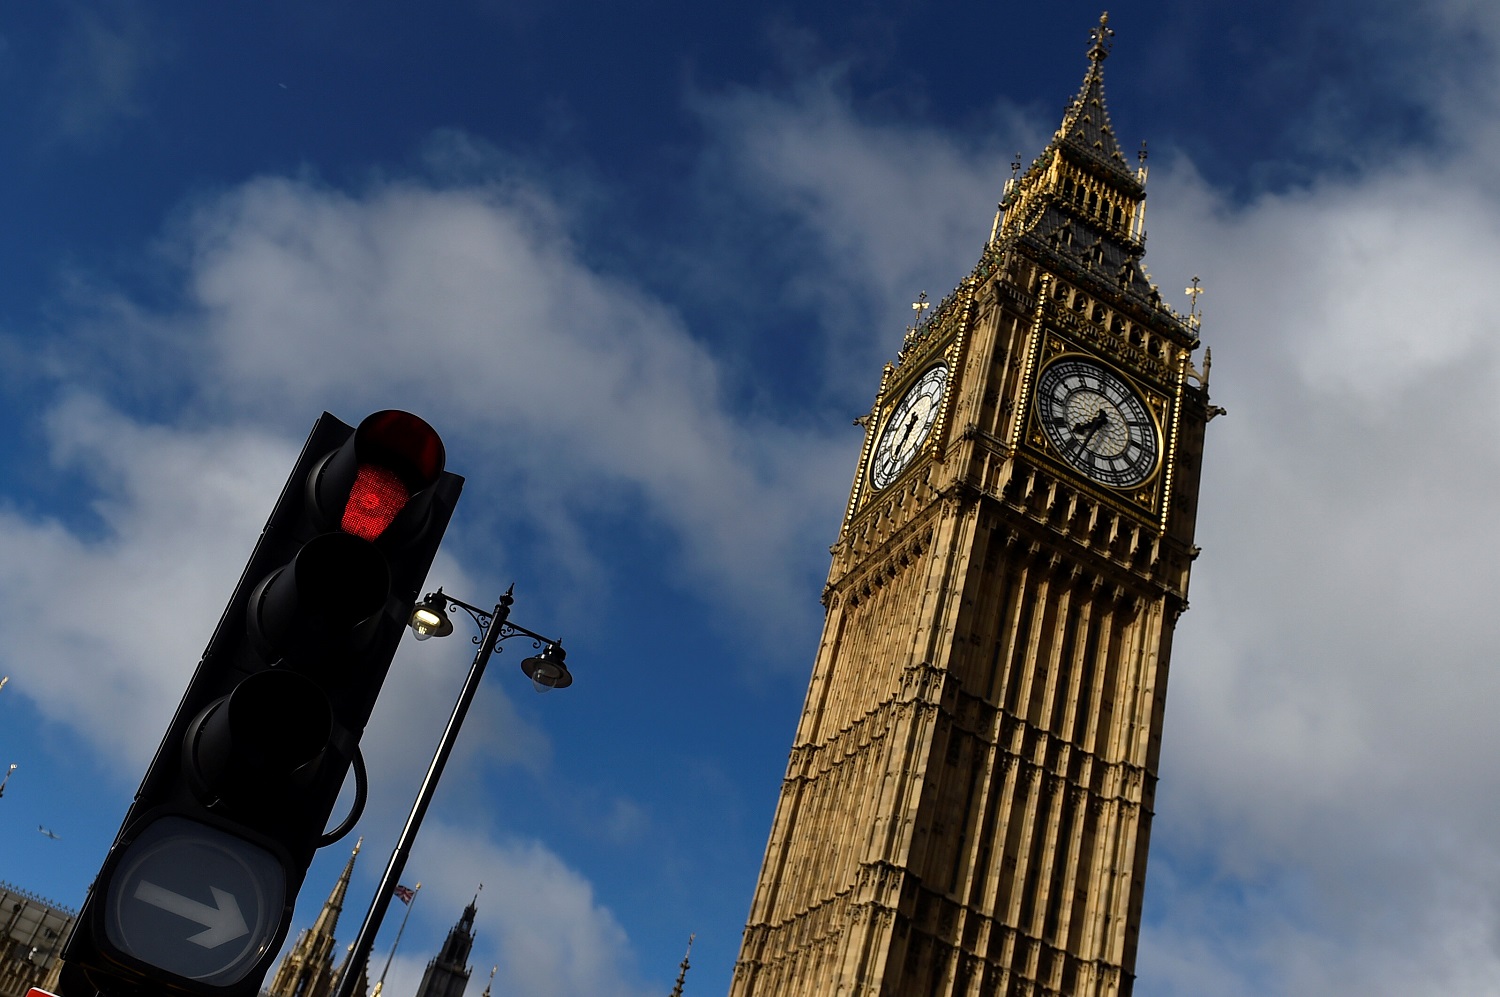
[[102, 815, 285, 987], [134, 881, 250, 949]]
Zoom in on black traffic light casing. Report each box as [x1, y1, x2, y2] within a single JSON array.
[[60, 411, 463, 997]]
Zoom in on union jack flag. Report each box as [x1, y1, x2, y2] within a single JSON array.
[[393, 885, 416, 905]]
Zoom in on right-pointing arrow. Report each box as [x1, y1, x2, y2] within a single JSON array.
[[133, 881, 250, 949]]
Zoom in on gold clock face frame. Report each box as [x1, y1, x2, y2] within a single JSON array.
[[870, 364, 949, 490], [1033, 354, 1161, 489]]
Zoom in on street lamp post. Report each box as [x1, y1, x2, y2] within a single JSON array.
[[331, 585, 571, 997]]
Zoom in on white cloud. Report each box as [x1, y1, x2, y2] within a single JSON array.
[[409, 822, 651, 997], [41, 3, 163, 146], [1123, 83, 1500, 997], [166, 174, 846, 625], [0, 396, 292, 771], [695, 79, 1044, 387], [1147, 160, 1500, 404]]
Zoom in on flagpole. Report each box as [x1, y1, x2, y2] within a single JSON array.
[[371, 882, 421, 997]]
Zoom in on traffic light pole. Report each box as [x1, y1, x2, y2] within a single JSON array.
[[332, 587, 558, 997]]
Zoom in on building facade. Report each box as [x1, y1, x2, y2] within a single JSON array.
[[0, 882, 75, 997], [730, 15, 1215, 997]]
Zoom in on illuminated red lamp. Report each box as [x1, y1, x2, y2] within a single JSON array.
[[342, 465, 409, 541], [313, 410, 447, 544]]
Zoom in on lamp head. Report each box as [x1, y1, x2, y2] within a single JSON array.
[[409, 593, 454, 640], [520, 643, 572, 693]]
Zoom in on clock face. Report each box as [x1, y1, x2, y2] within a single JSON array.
[[1035, 356, 1160, 488], [870, 365, 949, 490]]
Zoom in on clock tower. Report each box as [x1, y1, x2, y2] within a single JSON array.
[[730, 14, 1214, 997]]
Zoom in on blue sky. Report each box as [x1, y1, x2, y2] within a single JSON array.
[[5, 2, 1500, 995]]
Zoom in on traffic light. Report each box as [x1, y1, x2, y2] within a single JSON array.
[[60, 411, 464, 997]]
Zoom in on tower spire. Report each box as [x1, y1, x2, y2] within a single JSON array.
[[414, 891, 479, 997], [1052, 10, 1132, 176], [668, 934, 694, 997], [315, 836, 361, 938], [991, 13, 1164, 305], [267, 838, 363, 997]]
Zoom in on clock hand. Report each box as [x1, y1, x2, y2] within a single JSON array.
[[895, 411, 921, 452], [1077, 408, 1109, 451], [1070, 408, 1108, 435]]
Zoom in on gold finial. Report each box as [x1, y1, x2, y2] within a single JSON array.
[[481, 965, 497, 997], [901, 292, 931, 355], [993, 156, 1025, 244], [1185, 275, 1203, 324], [1089, 11, 1114, 62], [911, 291, 930, 326]]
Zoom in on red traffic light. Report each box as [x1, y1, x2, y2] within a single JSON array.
[[62, 410, 464, 997], [312, 410, 446, 544]]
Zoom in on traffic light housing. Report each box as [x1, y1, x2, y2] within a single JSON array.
[[60, 411, 463, 997]]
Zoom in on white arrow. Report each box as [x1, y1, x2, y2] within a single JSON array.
[[133, 881, 250, 949]]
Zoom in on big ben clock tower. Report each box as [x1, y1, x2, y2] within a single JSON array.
[[730, 14, 1215, 997]]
